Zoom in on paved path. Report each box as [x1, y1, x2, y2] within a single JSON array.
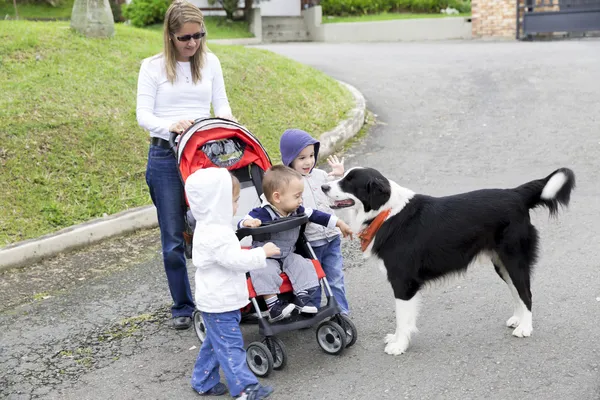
[[2, 39, 600, 400]]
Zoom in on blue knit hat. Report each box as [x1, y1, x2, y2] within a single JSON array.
[[279, 129, 320, 170]]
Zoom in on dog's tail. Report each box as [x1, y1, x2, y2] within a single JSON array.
[[513, 168, 576, 216]]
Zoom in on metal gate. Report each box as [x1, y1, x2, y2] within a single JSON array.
[[517, 0, 600, 39]]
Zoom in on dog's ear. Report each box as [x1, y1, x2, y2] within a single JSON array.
[[366, 177, 391, 211]]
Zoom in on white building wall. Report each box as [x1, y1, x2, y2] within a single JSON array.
[[190, 0, 300, 16], [260, 0, 301, 16]]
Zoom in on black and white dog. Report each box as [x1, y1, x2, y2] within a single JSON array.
[[321, 167, 575, 355]]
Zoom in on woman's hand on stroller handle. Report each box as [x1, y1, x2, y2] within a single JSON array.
[[169, 119, 194, 134]]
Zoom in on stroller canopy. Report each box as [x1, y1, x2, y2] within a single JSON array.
[[177, 119, 272, 184]]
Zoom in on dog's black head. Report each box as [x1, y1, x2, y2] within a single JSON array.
[[322, 167, 392, 213]]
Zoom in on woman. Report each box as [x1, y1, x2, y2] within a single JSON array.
[[136, 0, 235, 330]]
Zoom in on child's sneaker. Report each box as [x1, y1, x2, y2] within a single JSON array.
[[267, 300, 295, 322], [294, 293, 318, 314], [197, 382, 228, 396], [236, 383, 274, 399]]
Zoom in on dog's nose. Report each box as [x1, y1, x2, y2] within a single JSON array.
[[321, 184, 330, 193]]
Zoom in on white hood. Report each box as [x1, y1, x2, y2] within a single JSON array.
[[185, 167, 232, 227]]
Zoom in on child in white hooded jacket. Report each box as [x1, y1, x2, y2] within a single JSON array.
[[185, 167, 278, 399]]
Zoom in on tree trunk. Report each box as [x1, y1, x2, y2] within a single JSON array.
[[71, 0, 115, 38], [245, 0, 253, 22], [12, 0, 19, 19]]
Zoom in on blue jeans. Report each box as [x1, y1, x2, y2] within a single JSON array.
[[145, 144, 195, 318], [191, 310, 258, 396], [311, 236, 350, 315]]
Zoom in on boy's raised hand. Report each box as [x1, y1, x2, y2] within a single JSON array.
[[242, 218, 262, 228], [336, 220, 353, 240], [327, 155, 345, 177], [263, 242, 281, 257]]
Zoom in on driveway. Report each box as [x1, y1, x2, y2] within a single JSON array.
[[1, 39, 599, 400]]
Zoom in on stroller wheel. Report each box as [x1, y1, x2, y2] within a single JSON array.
[[262, 337, 287, 370], [316, 320, 347, 355], [246, 342, 274, 378], [334, 315, 358, 348], [193, 310, 207, 343]]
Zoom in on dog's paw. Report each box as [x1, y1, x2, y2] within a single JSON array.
[[506, 315, 521, 328], [384, 336, 409, 356], [384, 333, 396, 344], [512, 323, 532, 338]]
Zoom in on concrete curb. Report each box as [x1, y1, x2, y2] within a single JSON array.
[[317, 81, 366, 160], [0, 79, 366, 272], [208, 37, 262, 46]]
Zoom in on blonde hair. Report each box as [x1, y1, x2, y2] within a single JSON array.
[[262, 165, 303, 203], [163, 0, 207, 84]]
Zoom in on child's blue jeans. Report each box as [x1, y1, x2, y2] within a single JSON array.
[[311, 235, 350, 315], [190, 310, 258, 397]]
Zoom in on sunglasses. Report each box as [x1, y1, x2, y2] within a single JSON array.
[[175, 32, 206, 42]]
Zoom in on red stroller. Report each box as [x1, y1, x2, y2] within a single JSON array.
[[170, 118, 357, 378]]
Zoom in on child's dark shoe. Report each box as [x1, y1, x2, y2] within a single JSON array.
[[236, 383, 274, 399], [294, 293, 318, 314], [197, 382, 228, 396], [267, 300, 295, 322]]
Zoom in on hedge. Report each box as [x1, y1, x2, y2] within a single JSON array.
[[320, 0, 471, 15]]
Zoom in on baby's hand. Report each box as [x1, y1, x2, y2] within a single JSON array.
[[327, 155, 345, 177], [263, 242, 281, 257], [336, 220, 353, 240], [242, 218, 262, 228]]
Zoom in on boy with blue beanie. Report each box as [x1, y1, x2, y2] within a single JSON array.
[[279, 128, 350, 315]]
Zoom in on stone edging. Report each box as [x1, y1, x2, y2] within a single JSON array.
[[0, 79, 366, 272], [208, 38, 263, 46]]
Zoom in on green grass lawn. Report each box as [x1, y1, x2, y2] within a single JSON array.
[[323, 12, 471, 24], [0, 0, 74, 19], [0, 21, 353, 246]]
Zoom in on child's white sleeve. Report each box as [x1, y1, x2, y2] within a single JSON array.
[[215, 232, 267, 272]]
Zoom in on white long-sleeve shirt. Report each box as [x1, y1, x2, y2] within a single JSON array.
[[136, 52, 232, 141]]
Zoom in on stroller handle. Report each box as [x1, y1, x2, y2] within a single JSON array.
[[168, 131, 179, 156], [236, 214, 309, 241]]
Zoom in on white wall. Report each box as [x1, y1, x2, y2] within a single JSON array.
[[260, 0, 301, 17], [190, 0, 300, 17], [189, 0, 242, 16]]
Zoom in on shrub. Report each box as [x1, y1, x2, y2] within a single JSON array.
[[122, 0, 169, 27], [20, 0, 66, 6], [448, 0, 471, 13], [208, 0, 240, 20], [320, 0, 471, 16], [110, 0, 127, 22]]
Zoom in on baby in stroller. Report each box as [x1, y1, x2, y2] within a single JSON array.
[[239, 165, 353, 323]]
